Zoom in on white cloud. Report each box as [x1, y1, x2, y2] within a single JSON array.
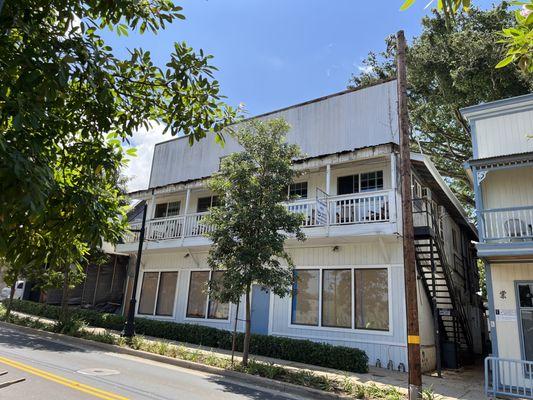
[[123, 122, 169, 192], [357, 65, 374, 74]]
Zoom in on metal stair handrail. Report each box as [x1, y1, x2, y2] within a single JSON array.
[[412, 198, 473, 351]]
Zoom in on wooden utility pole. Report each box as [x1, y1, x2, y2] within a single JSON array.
[[396, 30, 422, 400]]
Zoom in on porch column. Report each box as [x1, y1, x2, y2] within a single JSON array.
[[391, 153, 398, 222], [325, 163, 331, 195], [182, 188, 191, 240], [147, 190, 156, 219], [184, 188, 191, 215]]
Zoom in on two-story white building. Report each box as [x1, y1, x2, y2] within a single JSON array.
[[117, 80, 482, 373], [463, 93, 533, 398]]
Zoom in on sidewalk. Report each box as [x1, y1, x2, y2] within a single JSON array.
[[11, 311, 486, 400]]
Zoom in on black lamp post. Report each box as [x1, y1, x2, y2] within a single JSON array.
[[122, 202, 147, 338]]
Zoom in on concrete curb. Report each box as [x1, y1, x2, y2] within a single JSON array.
[[0, 321, 349, 400]]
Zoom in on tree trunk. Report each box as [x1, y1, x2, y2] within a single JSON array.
[[231, 300, 240, 365], [59, 264, 70, 325], [242, 284, 251, 367], [4, 281, 16, 321]]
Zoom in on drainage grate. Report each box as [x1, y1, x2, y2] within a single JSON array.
[[76, 368, 120, 376]]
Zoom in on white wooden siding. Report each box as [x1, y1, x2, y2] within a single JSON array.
[[269, 241, 409, 370], [491, 263, 533, 360], [482, 167, 533, 210], [473, 108, 533, 159], [149, 81, 398, 188], [134, 240, 419, 371], [145, 159, 392, 215], [137, 250, 245, 331]]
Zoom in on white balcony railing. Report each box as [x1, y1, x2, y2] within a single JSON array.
[[480, 206, 533, 242], [123, 190, 393, 244]]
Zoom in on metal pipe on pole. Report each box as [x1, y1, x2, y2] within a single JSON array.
[[122, 202, 148, 338], [396, 30, 422, 400]]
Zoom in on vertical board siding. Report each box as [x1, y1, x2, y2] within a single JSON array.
[[138, 251, 245, 331], [483, 167, 533, 210], [474, 108, 533, 159], [149, 81, 398, 188], [137, 241, 409, 370], [271, 242, 408, 369]]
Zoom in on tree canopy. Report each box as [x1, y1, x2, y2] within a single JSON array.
[[400, 0, 533, 73], [350, 5, 533, 208], [205, 118, 305, 365], [0, 1, 236, 305]]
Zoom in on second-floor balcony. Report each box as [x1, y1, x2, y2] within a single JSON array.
[[480, 206, 533, 243], [123, 189, 396, 246]]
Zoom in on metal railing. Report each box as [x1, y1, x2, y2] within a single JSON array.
[[123, 190, 394, 244], [480, 206, 533, 242], [485, 356, 533, 399]]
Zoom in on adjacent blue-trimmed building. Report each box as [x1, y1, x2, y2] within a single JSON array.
[[463, 93, 533, 399]]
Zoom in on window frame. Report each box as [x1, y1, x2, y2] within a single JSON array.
[[185, 269, 231, 322], [516, 281, 533, 363], [337, 170, 384, 196], [196, 196, 220, 213], [288, 265, 393, 335], [291, 269, 320, 326], [153, 201, 181, 219], [288, 181, 309, 200], [321, 268, 353, 329], [136, 270, 179, 318]]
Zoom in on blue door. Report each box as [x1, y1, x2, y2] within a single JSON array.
[[250, 285, 270, 335]]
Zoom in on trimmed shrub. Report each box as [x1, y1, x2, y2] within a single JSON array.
[[6, 299, 368, 372]]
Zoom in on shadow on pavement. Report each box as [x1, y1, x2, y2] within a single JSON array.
[[207, 375, 302, 400], [0, 326, 88, 353]]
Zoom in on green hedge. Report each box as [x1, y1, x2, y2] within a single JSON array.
[[6, 299, 368, 373]]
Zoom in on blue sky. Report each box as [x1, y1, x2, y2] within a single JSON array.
[[111, 0, 496, 190]]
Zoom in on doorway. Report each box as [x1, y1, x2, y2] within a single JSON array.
[[250, 285, 270, 335]]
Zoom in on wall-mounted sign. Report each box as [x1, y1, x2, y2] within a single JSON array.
[[495, 308, 517, 322]]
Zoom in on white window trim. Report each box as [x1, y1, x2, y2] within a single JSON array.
[[153, 200, 181, 219], [183, 269, 232, 322], [337, 170, 384, 195], [288, 181, 309, 199], [135, 269, 179, 319], [287, 265, 393, 337], [196, 196, 218, 213]]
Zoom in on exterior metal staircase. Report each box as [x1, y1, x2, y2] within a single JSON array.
[[412, 199, 473, 368]]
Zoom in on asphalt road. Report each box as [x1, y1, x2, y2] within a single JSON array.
[[0, 325, 306, 400]]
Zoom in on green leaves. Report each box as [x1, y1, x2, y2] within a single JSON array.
[[399, 0, 533, 73], [497, 0, 533, 73], [400, 0, 416, 11], [205, 119, 305, 305], [0, 0, 236, 293], [495, 55, 516, 68], [350, 4, 532, 209]]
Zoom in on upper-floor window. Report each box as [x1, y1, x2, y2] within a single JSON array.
[[288, 182, 308, 199], [154, 201, 180, 219], [337, 171, 383, 195], [197, 196, 220, 213]]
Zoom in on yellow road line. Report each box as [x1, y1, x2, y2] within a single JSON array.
[[0, 355, 129, 400]]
